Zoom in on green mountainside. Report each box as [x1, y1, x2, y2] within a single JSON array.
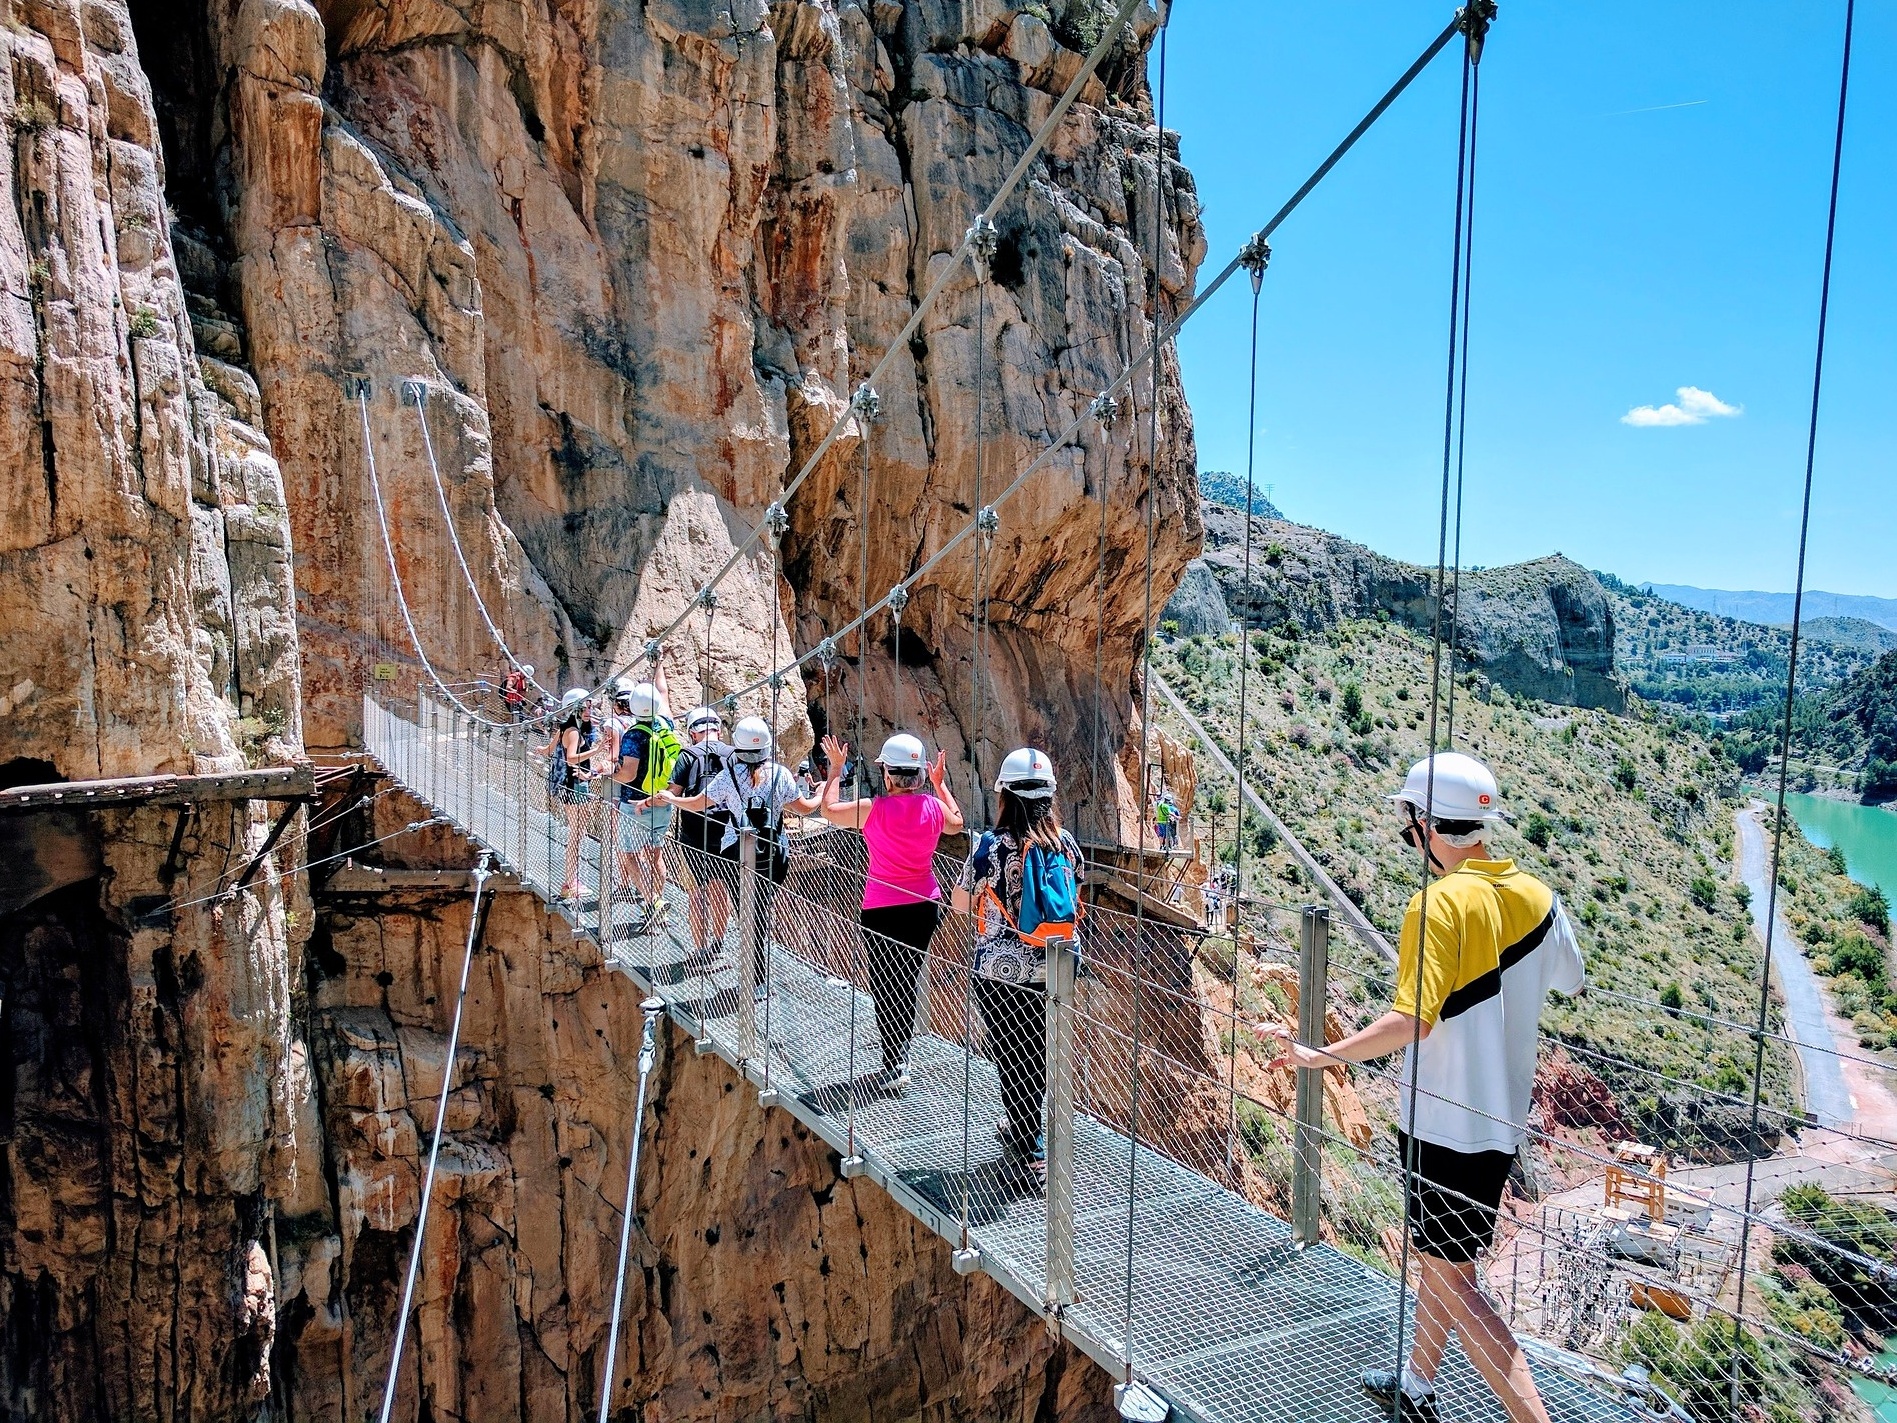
[[1727, 650, 1897, 796], [1596, 573, 1886, 719]]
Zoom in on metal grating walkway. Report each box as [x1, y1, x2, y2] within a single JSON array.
[[362, 695, 1645, 1423]]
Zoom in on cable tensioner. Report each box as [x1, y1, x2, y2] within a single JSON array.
[[967, 214, 1000, 281], [1457, 0, 1497, 63], [1238, 232, 1271, 293]]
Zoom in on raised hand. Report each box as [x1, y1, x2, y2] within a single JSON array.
[[821, 734, 849, 777], [928, 749, 948, 790]]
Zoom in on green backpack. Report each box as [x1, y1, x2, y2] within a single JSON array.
[[634, 718, 684, 795]]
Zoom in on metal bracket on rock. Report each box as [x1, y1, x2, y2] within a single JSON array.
[[343, 373, 372, 402], [400, 378, 428, 408]]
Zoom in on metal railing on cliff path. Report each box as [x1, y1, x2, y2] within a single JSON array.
[[360, 692, 1897, 1423]]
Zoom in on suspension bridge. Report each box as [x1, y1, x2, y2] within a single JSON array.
[[306, 1, 1885, 1421]]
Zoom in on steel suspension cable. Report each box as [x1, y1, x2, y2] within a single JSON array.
[[1392, 10, 1485, 1410], [968, 232, 994, 823], [1442, 63, 1481, 750], [595, 997, 665, 1423], [1729, 1, 1855, 1409], [377, 853, 494, 1423], [1227, 243, 1267, 1179], [1122, 11, 1168, 1396], [855, 390, 873, 794], [709, 13, 1468, 714], [413, 386, 547, 696], [357, 390, 494, 723]]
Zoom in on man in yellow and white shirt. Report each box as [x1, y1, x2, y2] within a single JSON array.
[[1267, 752, 1582, 1423]]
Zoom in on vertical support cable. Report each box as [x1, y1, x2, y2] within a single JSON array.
[[1228, 237, 1268, 1181], [1392, 12, 1485, 1407], [738, 826, 760, 1066], [377, 854, 493, 1423], [1729, 2, 1854, 1410], [1121, 13, 1168, 1403], [596, 996, 666, 1423], [966, 231, 996, 827]]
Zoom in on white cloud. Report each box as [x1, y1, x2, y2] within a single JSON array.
[[1622, 386, 1743, 427]]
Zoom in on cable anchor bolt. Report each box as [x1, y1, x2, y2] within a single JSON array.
[[966, 213, 1000, 281], [1457, 0, 1496, 63], [343, 372, 371, 402], [1089, 391, 1120, 425], [1238, 232, 1271, 292], [765, 501, 790, 549], [850, 382, 881, 423], [400, 378, 428, 409]]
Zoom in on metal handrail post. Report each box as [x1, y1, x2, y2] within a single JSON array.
[[599, 798, 618, 949], [737, 827, 759, 1066], [1292, 904, 1330, 1246], [1044, 933, 1079, 1308]]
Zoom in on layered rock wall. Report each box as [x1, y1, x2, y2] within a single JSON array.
[[0, 0, 313, 1414]]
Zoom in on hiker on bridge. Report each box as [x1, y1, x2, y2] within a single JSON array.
[[668, 705, 736, 963], [660, 715, 820, 1001], [613, 671, 681, 930], [819, 731, 965, 1094], [540, 688, 601, 903], [952, 748, 1084, 1184], [502, 663, 534, 722], [1262, 751, 1582, 1423]]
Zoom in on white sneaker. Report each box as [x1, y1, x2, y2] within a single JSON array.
[[874, 1063, 912, 1095]]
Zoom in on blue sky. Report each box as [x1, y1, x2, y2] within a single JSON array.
[[1165, 2, 1894, 597]]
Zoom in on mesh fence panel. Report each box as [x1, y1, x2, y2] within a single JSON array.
[[362, 693, 1897, 1423]]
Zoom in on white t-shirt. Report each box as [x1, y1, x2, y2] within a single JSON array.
[[704, 761, 800, 851]]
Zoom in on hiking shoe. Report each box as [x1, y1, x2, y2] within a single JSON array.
[[872, 1063, 911, 1095], [1361, 1369, 1442, 1423]]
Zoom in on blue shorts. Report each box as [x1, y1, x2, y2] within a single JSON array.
[[618, 801, 673, 852]]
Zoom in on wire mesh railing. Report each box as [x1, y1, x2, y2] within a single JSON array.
[[362, 692, 1897, 1423]]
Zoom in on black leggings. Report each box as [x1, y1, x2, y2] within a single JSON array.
[[974, 975, 1047, 1146], [862, 900, 942, 1071], [719, 841, 787, 982]]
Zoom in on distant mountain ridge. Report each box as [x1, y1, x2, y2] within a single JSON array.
[[1642, 584, 1897, 633]]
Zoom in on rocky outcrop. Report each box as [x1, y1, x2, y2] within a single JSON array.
[[0, 1, 312, 1414], [1191, 504, 1626, 711]]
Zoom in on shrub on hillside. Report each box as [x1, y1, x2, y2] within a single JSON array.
[[1849, 885, 1890, 935], [1689, 877, 1719, 912]]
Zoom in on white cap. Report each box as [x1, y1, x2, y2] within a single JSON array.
[[877, 732, 926, 771], [732, 715, 772, 762], [1389, 751, 1503, 823], [685, 705, 722, 734], [994, 747, 1056, 800]]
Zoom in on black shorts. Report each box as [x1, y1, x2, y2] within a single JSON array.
[[1397, 1132, 1515, 1265], [674, 811, 723, 858]]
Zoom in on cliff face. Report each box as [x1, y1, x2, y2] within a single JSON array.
[[1, 1, 311, 1414], [4, 0, 1206, 1417], [147, 0, 1201, 829], [1181, 505, 1626, 712]]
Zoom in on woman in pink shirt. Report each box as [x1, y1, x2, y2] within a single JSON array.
[[821, 730, 964, 1091]]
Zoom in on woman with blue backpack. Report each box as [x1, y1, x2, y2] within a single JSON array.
[[952, 747, 1084, 1182]]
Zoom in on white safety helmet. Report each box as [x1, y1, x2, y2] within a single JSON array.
[[994, 747, 1056, 800], [1389, 751, 1502, 837], [619, 680, 663, 719], [520, 663, 535, 677], [559, 688, 589, 714], [731, 715, 773, 763], [877, 733, 926, 772], [685, 705, 723, 735]]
